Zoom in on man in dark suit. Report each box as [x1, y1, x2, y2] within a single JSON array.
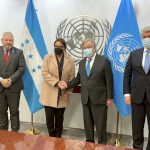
[[124, 26, 150, 150], [0, 32, 25, 131], [58, 39, 113, 144]]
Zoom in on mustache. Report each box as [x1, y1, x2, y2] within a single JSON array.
[[5, 44, 12, 47], [6, 44, 12, 46]]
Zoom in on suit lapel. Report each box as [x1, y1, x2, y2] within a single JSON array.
[[80, 58, 87, 78], [51, 54, 70, 70], [7, 48, 16, 66], [0, 47, 5, 66], [51, 54, 58, 68], [147, 55, 150, 75], [63, 54, 70, 70], [138, 48, 147, 75], [89, 54, 98, 78]]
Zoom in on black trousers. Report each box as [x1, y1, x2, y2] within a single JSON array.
[[132, 94, 150, 150], [44, 106, 65, 138], [0, 89, 21, 131], [82, 99, 107, 144]]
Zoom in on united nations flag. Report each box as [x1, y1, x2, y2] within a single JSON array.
[[104, 0, 143, 116]]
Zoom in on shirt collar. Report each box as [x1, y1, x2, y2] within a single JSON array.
[[3, 47, 11, 52], [144, 47, 150, 53], [86, 53, 96, 61]]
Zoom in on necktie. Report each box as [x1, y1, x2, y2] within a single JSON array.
[[5, 49, 9, 64], [86, 59, 91, 77], [144, 50, 150, 74]]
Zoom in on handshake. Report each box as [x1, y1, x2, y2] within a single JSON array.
[[58, 81, 68, 89]]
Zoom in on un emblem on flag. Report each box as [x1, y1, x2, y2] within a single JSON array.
[[108, 33, 141, 73], [56, 16, 111, 64]]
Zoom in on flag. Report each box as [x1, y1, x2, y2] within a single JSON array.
[[21, 0, 48, 113], [104, 0, 143, 116]]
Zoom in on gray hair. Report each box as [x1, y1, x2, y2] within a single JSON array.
[[141, 26, 150, 34], [2, 32, 14, 39], [81, 39, 96, 49]]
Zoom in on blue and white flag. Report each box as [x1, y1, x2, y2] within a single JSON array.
[[104, 0, 143, 116], [21, 0, 48, 113]]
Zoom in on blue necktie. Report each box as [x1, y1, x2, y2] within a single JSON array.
[[144, 50, 150, 74], [86, 59, 91, 77]]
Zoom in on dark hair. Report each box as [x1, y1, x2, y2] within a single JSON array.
[[54, 38, 67, 49]]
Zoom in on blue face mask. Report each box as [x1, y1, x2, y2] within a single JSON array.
[[142, 38, 150, 49], [83, 48, 94, 58]]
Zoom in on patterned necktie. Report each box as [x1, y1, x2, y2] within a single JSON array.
[[86, 59, 91, 77], [144, 50, 150, 74], [5, 49, 9, 64]]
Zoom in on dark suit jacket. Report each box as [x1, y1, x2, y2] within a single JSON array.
[[68, 54, 113, 105], [123, 48, 150, 104], [0, 46, 25, 93]]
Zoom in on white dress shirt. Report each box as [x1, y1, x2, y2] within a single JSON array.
[[142, 48, 150, 67], [85, 53, 96, 70]]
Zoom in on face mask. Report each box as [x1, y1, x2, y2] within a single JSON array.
[[142, 38, 150, 49], [83, 48, 94, 58], [54, 48, 63, 55]]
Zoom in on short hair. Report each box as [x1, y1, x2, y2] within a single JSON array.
[[2, 32, 14, 39], [54, 38, 67, 49], [81, 39, 96, 49], [141, 26, 150, 34]]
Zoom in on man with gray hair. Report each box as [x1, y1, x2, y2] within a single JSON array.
[[124, 26, 150, 150], [0, 32, 25, 131], [58, 39, 113, 144]]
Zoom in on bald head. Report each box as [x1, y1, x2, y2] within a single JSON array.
[[1, 32, 14, 49]]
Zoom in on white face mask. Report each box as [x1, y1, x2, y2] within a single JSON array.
[[142, 38, 150, 49], [83, 48, 94, 58]]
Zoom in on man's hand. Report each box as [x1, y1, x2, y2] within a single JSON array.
[[0, 78, 12, 88], [107, 99, 113, 106], [124, 96, 131, 105], [58, 81, 67, 89], [8, 78, 12, 85]]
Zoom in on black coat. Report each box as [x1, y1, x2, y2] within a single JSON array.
[[67, 54, 113, 105], [123, 48, 150, 104]]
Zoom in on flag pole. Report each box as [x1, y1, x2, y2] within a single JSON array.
[[113, 111, 121, 147], [24, 113, 40, 135]]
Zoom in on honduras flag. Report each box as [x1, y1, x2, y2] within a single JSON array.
[[104, 0, 143, 116], [21, 0, 48, 113]]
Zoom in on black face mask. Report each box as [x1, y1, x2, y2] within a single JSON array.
[[54, 48, 64, 55]]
